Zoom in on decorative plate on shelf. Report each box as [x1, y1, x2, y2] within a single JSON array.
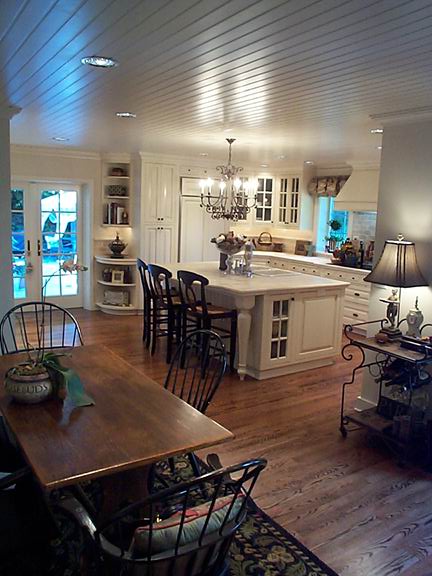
[[106, 184, 127, 197]]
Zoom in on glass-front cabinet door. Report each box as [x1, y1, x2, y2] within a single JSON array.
[[278, 176, 300, 226], [10, 182, 82, 308], [255, 177, 273, 223]]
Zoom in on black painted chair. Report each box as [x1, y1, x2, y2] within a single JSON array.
[[177, 271, 237, 372], [147, 264, 183, 363], [59, 458, 267, 576], [137, 258, 152, 347], [0, 301, 83, 354], [163, 329, 227, 478]]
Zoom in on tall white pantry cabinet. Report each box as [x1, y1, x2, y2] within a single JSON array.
[[140, 162, 179, 264]]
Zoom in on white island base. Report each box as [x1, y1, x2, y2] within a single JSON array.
[[166, 262, 348, 380]]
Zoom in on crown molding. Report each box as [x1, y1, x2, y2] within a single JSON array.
[[370, 106, 432, 125], [11, 144, 101, 161], [0, 105, 21, 120], [348, 161, 380, 170]]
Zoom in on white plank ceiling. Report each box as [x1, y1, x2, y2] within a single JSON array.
[[2, 0, 432, 166]]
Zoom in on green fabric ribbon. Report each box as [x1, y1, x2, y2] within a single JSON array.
[[43, 352, 95, 407]]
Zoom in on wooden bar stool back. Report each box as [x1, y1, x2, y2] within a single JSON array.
[[136, 259, 152, 348], [147, 264, 182, 363], [177, 270, 237, 372]]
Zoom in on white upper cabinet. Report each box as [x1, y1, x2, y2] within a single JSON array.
[[141, 163, 178, 224]]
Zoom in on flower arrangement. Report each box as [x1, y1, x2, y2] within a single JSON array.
[[211, 231, 247, 255], [5, 257, 93, 406]]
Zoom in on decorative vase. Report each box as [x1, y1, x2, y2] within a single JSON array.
[[108, 233, 127, 258], [5, 366, 53, 404], [219, 253, 228, 271], [406, 305, 424, 338]]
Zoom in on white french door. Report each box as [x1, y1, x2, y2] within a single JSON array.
[[11, 182, 83, 308]]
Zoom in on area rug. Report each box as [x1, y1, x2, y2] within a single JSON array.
[[0, 456, 338, 576]]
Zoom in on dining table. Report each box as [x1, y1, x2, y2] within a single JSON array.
[[0, 344, 233, 517]]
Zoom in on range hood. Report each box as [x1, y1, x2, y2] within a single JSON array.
[[334, 168, 379, 211]]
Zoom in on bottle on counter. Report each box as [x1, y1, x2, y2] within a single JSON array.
[[244, 240, 254, 275]]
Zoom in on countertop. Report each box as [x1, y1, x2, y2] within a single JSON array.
[[251, 251, 371, 275], [166, 261, 348, 297]]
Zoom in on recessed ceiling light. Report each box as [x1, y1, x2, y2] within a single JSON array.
[[260, 164, 268, 168], [116, 112, 136, 118], [377, 145, 383, 150], [304, 160, 314, 165], [370, 128, 383, 134], [199, 152, 208, 157], [52, 136, 69, 142], [277, 154, 286, 159], [81, 56, 118, 68]]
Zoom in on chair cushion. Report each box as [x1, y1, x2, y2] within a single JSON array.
[[132, 494, 244, 555]]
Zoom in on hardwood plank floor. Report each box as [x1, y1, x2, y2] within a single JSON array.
[[73, 309, 432, 576]]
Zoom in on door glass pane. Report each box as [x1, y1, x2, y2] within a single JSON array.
[[11, 189, 24, 210], [11, 189, 26, 299], [41, 190, 59, 211], [12, 212, 24, 233], [40, 189, 78, 297], [61, 273, 77, 295]]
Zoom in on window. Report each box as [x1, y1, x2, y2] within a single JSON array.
[[315, 197, 349, 252]]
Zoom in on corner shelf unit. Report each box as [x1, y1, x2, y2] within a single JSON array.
[[94, 256, 137, 315], [102, 159, 132, 227]]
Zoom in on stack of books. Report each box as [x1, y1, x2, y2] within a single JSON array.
[[104, 202, 128, 225]]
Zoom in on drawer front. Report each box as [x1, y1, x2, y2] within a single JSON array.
[[345, 284, 369, 308], [344, 295, 369, 311], [343, 306, 368, 323]]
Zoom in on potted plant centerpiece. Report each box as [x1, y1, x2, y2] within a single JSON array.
[[4, 259, 93, 406]]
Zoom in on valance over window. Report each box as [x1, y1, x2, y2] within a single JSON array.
[[307, 175, 349, 197]]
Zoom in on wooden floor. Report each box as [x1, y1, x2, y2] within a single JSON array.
[[75, 309, 432, 576]]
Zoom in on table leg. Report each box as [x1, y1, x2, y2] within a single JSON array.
[[234, 295, 255, 381], [98, 466, 150, 524]]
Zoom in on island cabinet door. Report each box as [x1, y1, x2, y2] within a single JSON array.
[[290, 289, 344, 363], [256, 294, 297, 370]]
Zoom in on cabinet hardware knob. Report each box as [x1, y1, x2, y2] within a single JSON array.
[[354, 292, 360, 296], [353, 313, 359, 317]]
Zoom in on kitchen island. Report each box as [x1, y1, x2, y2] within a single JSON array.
[[166, 261, 348, 380]]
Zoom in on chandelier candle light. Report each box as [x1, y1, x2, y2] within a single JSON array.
[[200, 139, 258, 221]]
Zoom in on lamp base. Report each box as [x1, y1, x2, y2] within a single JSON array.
[[379, 326, 402, 341]]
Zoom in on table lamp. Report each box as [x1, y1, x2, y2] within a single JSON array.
[[364, 234, 427, 340]]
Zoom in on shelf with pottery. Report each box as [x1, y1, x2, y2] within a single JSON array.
[[102, 158, 132, 227], [94, 233, 137, 315]]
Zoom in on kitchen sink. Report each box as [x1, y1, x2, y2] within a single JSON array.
[[251, 265, 300, 277]]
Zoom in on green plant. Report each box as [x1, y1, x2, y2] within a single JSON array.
[[328, 219, 342, 231], [10, 258, 93, 407]]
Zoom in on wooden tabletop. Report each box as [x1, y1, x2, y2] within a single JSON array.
[[0, 345, 233, 490]]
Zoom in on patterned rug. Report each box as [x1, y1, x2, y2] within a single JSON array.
[[0, 456, 338, 576]]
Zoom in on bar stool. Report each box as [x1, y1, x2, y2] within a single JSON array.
[[147, 264, 183, 363], [137, 259, 151, 348], [177, 270, 237, 372]]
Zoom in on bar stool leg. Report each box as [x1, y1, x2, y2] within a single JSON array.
[[230, 315, 237, 372]]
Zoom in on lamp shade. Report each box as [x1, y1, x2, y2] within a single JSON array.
[[364, 237, 427, 288]]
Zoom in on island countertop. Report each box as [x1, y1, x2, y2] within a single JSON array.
[[165, 261, 349, 296], [165, 261, 347, 381]]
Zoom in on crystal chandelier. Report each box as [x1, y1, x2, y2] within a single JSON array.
[[199, 138, 257, 221]]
